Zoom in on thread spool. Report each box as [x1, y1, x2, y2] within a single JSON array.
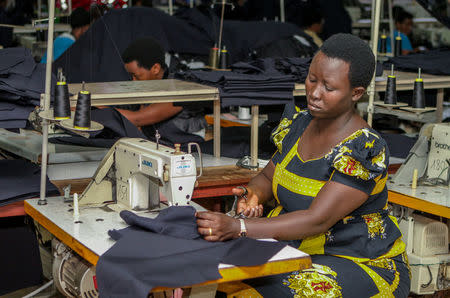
[[238, 106, 251, 120], [208, 44, 219, 69], [54, 68, 71, 120], [412, 68, 425, 109], [73, 82, 91, 130], [411, 169, 418, 189], [379, 33, 387, 55], [220, 46, 228, 69], [384, 64, 397, 104], [394, 33, 402, 57]]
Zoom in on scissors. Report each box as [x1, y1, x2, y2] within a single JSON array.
[[226, 186, 248, 219]]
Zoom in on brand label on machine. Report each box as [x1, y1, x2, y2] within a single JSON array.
[[174, 159, 192, 176], [427, 124, 450, 181], [142, 159, 153, 168]]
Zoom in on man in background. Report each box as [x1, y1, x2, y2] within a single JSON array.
[[41, 8, 90, 63], [115, 37, 207, 145], [387, 7, 414, 55]]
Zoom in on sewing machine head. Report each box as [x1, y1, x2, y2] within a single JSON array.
[[79, 138, 201, 211], [392, 123, 450, 188]]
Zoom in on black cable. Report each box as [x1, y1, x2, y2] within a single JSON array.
[[421, 265, 433, 288]]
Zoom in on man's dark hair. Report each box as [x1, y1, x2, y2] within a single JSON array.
[[121, 37, 165, 70], [319, 33, 375, 88], [70, 8, 90, 29], [395, 9, 413, 24]]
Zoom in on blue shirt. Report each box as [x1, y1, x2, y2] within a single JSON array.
[[385, 30, 413, 53], [40, 33, 75, 63]]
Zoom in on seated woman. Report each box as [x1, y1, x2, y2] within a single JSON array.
[[196, 34, 410, 297]]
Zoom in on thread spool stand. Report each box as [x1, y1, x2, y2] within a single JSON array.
[[399, 68, 436, 115], [39, 68, 74, 121], [58, 82, 103, 133], [374, 64, 407, 110]]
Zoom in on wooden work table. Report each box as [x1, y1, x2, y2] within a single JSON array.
[[24, 197, 311, 293], [388, 190, 450, 219]]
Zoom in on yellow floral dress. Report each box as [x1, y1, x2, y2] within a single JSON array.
[[246, 103, 411, 297]]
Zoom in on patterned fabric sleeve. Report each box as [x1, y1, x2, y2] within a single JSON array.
[[327, 129, 389, 194], [270, 102, 305, 164]]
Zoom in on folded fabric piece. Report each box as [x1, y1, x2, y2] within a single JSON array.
[[385, 49, 450, 76], [0, 48, 55, 129], [0, 102, 34, 120], [232, 57, 311, 83], [0, 119, 28, 129], [111, 207, 201, 240], [96, 206, 286, 298], [0, 159, 59, 206], [0, 48, 36, 77]]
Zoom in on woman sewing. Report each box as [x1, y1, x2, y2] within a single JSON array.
[[196, 34, 410, 297]]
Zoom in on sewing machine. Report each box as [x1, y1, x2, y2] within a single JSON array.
[[391, 123, 450, 193], [78, 138, 202, 212], [389, 123, 450, 294]]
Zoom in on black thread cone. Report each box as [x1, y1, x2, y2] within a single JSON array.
[[220, 49, 228, 69], [412, 80, 425, 108], [54, 82, 71, 119], [394, 38, 402, 57], [384, 76, 397, 104], [379, 36, 387, 55], [74, 91, 91, 129]]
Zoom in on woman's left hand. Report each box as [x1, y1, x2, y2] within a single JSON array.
[[196, 211, 240, 242]]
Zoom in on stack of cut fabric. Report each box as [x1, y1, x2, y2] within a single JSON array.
[[177, 69, 295, 107], [0, 48, 53, 129], [385, 49, 450, 76], [177, 57, 312, 107], [0, 159, 59, 207], [232, 57, 311, 83]]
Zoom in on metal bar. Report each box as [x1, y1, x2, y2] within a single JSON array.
[[169, 0, 173, 15], [280, 0, 285, 22], [367, 0, 382, 126], [250, 105, 259, 169], [388, 0, 395, 55], [68, 0, 72, 12], [39, 0, 56, 205], [436, 88, 444, 122], [217, 0, 226, 54], [213, 99, 221, 158]]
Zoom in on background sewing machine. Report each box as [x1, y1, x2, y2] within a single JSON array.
[[389, 123, 450, 294], [79, 138, 202, 212]]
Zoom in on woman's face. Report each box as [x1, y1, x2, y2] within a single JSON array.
[[305, 51, 362, 119]]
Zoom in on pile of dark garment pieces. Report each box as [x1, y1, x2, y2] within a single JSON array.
[[53, 7, 310, 83], [176, 57, 311, 107], [385, 49, 450, 76], [0, 159, 59, 207], [97, 206, 286, 298], [0, 48, 53, 129]]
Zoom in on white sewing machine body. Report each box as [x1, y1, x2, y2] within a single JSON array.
[[79, 138, 200, 211]]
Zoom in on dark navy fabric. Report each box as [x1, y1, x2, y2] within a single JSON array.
[[0, 48, 55, 128], [177, 69, 294, 107], [113, 207, 201, 240], [49, 108, 147, 148], [96, 206, 286, 298], [0, 159, 59, 206], [385, 49, 450, 76], [54, 7, 304, 84]]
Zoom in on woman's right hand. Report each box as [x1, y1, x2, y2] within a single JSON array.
[[231, 187, 263, 218]]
